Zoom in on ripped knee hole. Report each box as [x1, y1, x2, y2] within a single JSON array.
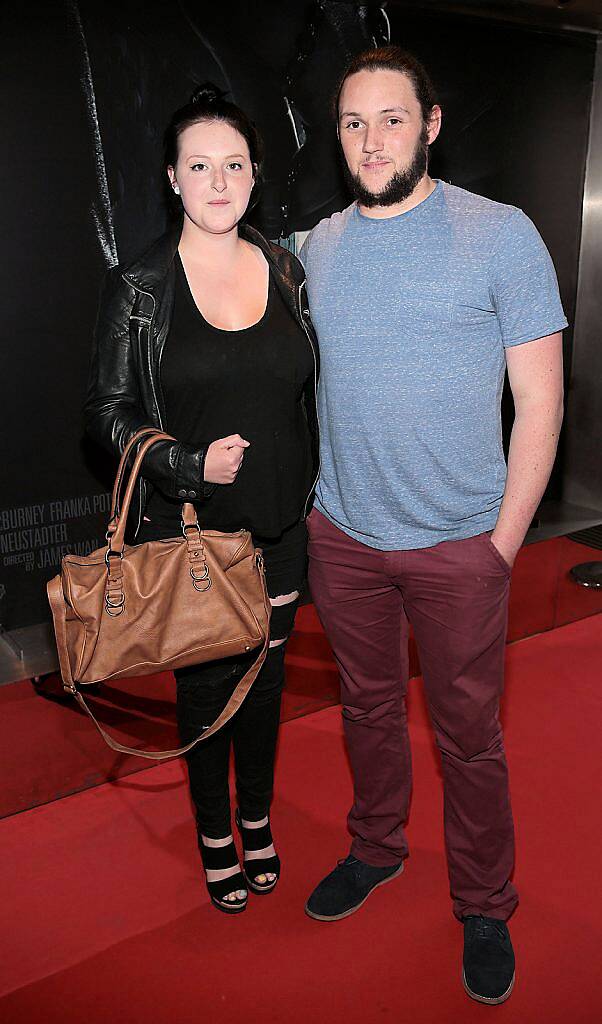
[[269, 590, 299, 607]]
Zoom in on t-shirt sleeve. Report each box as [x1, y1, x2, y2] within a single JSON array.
[[490, 209, 568, 348]]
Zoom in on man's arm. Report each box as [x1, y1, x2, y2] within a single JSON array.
[[491, 332, 564, 567]]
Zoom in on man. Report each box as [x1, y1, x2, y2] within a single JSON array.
[[300, 46, 566, 1006]]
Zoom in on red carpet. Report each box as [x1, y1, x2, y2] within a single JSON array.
[[3, 535, 602, 820], [0, 603, 341, 819], [1, 613, 601, 1023]]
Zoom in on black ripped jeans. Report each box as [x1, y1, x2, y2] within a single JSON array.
[[138, 518, 307, 839]]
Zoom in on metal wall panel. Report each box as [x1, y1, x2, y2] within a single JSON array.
[[563, 38, 602, 510]]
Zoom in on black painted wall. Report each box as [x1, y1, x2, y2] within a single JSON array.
[[386, 4, 595, 491], [0, 1, 595, 629]]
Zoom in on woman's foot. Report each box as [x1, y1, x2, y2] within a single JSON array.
[[235, 810, 281, 894], [200, 834, 248, 914]]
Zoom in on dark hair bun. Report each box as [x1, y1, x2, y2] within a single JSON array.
[[190, 82, 225, 107]]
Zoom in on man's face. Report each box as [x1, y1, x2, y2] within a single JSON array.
[[338, 68, 440, 207]]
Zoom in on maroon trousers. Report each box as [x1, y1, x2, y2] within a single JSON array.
[[307, 509, 518, 921]]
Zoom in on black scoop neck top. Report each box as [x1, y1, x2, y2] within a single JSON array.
[[145, 254, 314, 539]]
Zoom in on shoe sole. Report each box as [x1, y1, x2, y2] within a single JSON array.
[[211, 896, 247, 915], [462, 969, 515, 1005], [304, 861, 404, 922]]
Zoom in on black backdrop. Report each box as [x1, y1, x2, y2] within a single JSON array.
[[0, 1, 595, 629], [387, 3, 595, 494]]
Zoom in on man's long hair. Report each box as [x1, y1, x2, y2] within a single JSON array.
[[333, 46, 438, 125]]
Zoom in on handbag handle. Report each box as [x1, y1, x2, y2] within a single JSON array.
[[109, 426, 168, 522], [107, 431, 181, 553], [109, 428, 176, 534], [48, 563, 271, 761]]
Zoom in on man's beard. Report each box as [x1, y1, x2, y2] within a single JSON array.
[[343, 127, 429, 209]]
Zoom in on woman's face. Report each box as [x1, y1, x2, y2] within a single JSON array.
[[168, 119, 255, 235]]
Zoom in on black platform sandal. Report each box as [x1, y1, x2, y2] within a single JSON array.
[[235, 810, 281, 894], [199, 835, 248, 914]]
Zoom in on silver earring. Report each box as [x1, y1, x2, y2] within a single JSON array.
[[173, 185, 180, 195]]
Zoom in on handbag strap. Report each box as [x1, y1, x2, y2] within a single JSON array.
[[108, 431, 179, 552], [108, 429, 176, 541], [55, 557, 271, 761], [109, 426, 169, 522], [47, 574, 75, 689]]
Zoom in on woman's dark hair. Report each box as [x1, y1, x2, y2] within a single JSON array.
[[333, 46, 438, 125], [163, 82, 264, 217]]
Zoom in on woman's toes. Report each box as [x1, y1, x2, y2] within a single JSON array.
[[253, 872, 276, 886], [223, 890, 246, 903]]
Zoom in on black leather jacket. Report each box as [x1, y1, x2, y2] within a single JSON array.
[[85, 223, 320, 536]]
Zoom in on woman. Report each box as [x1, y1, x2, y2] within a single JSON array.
[[85, 84, 319, 914]]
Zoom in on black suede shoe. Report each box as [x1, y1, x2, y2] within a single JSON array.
[[305, 854, 404, 921], [462, 915, 515, 1004]]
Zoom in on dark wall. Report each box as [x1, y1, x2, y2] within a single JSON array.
[[0, 2, 595, 630], [386, 4, 596, 489], [0, 3, 234, 630], [1, 7, 110, 631], [0, 1, 382, 630]]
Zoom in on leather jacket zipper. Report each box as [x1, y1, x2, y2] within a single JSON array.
[[298, 281, 321, 518], [122, 275, 164, 430], [122, 274, 163, 537]]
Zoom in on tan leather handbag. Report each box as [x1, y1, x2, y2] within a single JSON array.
[[47, 427, 270, 760]]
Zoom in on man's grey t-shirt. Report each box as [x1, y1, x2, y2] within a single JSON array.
[[300, 180, 567, 551]]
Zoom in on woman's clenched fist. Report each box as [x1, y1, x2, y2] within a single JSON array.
[[203, 434, 250, 484]]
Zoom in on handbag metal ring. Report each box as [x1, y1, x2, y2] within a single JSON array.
[[182, 520, 202, 540], [105, 548, 124, 567], [105, 592, 125, 616], [192, 576, 212, 593], [190, 565, 210, 582]]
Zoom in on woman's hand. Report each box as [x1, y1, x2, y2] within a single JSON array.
[[204, 434, 250, 484]]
